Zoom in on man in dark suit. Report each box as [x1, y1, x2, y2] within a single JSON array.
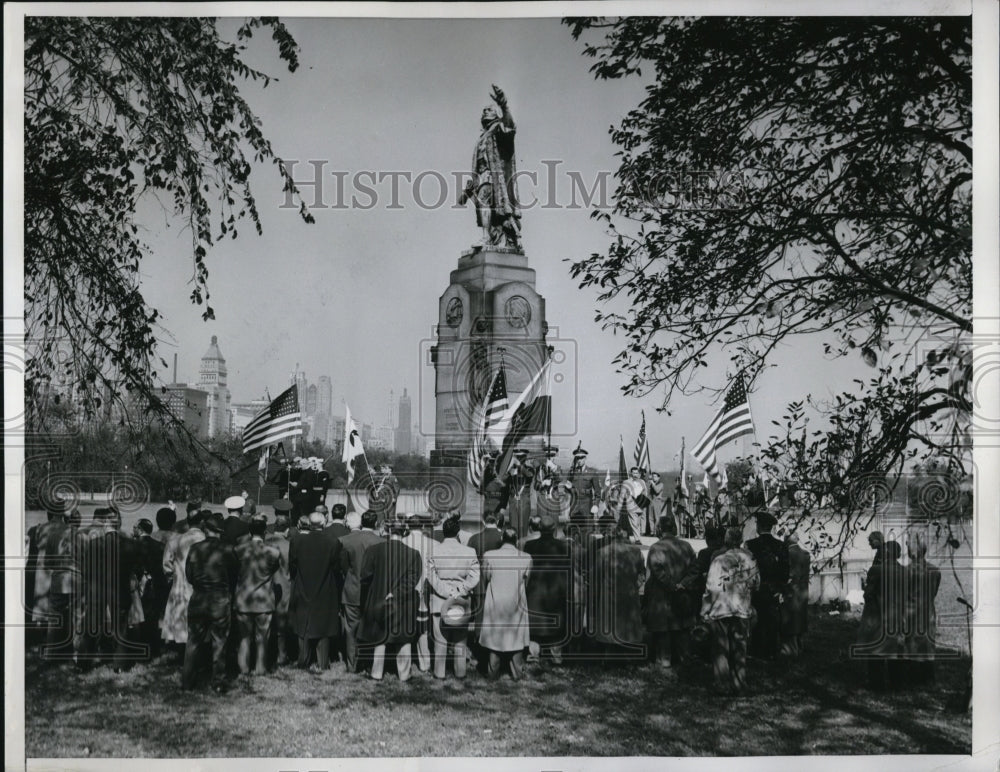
[[338, 509, 382, 673], [78, 507, 141, 671], [323, 503, 350, 544], [234, 515, 281, 676], [358, 516, 422, 681], [264, 511, 293, 666], [182, 513, 238, 691], [288, 511, 343, 671], [133, 516, 169, 660], [468, 512, 503, 560], [523, 515, 573, 664], [744, 511, 790, 660]]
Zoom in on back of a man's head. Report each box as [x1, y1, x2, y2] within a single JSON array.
[[331, 503, 347, 521], [248, 515, 268, 538], [156, 507, 177, 531], [527, 516, 541, 533], [483, 512, 498, 526], [657, 515, 677, 538], [361, 510, 379, 530], [442, 513, 462, 539], [724, 527, 744, 549]]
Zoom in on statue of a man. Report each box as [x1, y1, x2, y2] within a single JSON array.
[[459, 85, 522, 250]]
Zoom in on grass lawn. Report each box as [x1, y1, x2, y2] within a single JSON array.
[[24, 609, 971, 758]]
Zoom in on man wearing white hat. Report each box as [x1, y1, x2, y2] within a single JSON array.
[[222, 495, 250, 545]]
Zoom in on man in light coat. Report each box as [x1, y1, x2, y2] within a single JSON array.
[[426, 513, 480, 679], [479, 528, 532, 680]]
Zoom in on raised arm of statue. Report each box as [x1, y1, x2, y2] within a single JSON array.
[[461, 85, 522, 252]]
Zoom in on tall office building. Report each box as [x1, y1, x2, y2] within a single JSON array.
[[317, 375, 333, 417], [306, 383, 318, 417], [197, 335, 231, 438], [394, 388, 413, 455]]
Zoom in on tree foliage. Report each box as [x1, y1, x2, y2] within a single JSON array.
[[565, 16, 972, 554], [24, 17, 314, 436]]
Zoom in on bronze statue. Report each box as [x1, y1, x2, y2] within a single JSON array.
[[459, 85, 522, 250]]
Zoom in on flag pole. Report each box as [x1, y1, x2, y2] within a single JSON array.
[[742, 371, 767, 504]]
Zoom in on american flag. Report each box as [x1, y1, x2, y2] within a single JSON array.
[[242, 385, 302, 454], [692, 375, 755, 482], [634, 411, 651, 472], [468, 362, 508, 494]]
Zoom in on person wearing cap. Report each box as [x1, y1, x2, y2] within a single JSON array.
[[161, 509, 207, 650], [403, 513, 436, 672], [645, 516, 698, 670], [289, 511, 343, 672], [702, 526, 760, 694], [338, 510, 382, 673], [264, 512, 293, 667], [479, 527, 532, 680], [569, 447, 600, 523], [296, 460, 319, 518], [133, 516, 169, 660], [272, 498, 293, 536], [744, 511, 789, 660], [781, 533, 811, 657], [234, 515, 282, 676], [523, 515, 574, 665], [222, 495, 250, 545], [500, 449, 534, 536], [426, 513, 479, 679], [591, 521, 646, 661], [358, 516, 422, 681], [315, 461, 332, 509], [173, 500, 201, 535], [182, 513, 238, 691]]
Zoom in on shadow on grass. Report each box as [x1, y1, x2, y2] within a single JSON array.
[[24, 610, 971, 758]]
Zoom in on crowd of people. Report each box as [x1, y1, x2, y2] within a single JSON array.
[[24, 491, 940, 696]]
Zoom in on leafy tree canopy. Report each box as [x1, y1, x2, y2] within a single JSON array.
[[24, 16, 314, 437], [565, 16, 971, 552]]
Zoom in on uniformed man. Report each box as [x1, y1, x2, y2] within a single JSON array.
[[314, 460, 332, 508], [502, 449, 534, 536]]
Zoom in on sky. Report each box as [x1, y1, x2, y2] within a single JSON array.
[[134, 15, 874, 472]]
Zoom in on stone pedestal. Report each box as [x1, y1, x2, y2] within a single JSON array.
[[430, 248, 549, 525]]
